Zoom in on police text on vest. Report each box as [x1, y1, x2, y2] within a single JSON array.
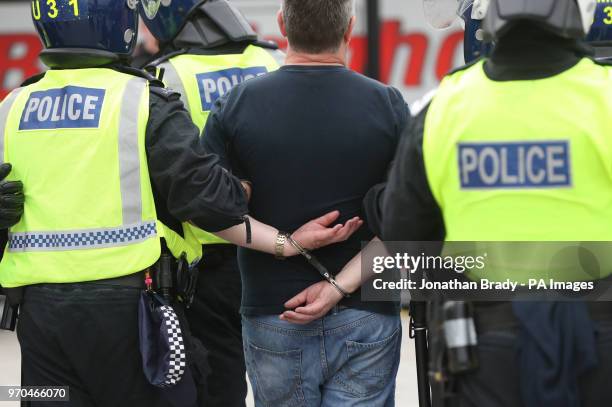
[[458, 141, 571, 188], [19, 86, 105, 130], [196, 67, 268, 111]]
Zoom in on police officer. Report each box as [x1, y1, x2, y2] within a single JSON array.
[[0, 0, 359, 405], [138, 2, 282, 406], [376, 0, 612, 406]]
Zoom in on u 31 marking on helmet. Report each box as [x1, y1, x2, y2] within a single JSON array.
[[32, 0, 85, 22]]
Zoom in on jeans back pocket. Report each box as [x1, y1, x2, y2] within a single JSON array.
[[247, 342, 306, 407], [335, 327, 401, 397]]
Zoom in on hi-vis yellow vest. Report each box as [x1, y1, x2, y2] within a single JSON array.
[[158, 44, 282, 245], [423, 58, 612, 282], [0, 68, 201, 288]]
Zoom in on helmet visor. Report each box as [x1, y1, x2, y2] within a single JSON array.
[[457, 0, 474, 18], [578, 0, 597, 35], [423, 0, 462, 29], [139, 0, 201, 43]]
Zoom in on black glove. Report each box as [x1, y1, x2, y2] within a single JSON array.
[[0, 164, 24, 229]]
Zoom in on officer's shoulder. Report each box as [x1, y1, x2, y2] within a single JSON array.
[[109, 64, 168, 92], [409, 61, 483, 119], [430, 58, 483, 102], [445, 57, 483, 77], [20, 72, 47, 87], [133, 65, 180, 102], [149, 85, 181, 102], [124, 70, 180, 103], [584, 57, 612, 82], [125, 62, 182, 103], [109, 65, 179, 104]]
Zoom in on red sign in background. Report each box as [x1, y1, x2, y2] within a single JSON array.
[[0, 33, 43, 100], [0, 22, 463, 101], [263, 21, 463, 87]]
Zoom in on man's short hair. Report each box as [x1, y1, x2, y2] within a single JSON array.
[[282, 0, 354, 54]]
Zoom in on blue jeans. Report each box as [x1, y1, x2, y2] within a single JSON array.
[[242, 308, 401, 407]]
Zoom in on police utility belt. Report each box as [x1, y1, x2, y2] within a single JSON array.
[[0, 249, 198, 331], [46, 250, 195, 304], [429, 299, 612, 404]]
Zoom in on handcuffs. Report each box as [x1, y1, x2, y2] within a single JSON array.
[[275, 231, 351, 298]]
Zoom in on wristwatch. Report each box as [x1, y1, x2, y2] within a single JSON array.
[[275, 232, 287, 259]]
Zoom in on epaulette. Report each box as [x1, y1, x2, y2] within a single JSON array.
[[149, 85, 181, 101]]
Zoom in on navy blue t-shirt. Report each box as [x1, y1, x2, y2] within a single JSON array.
[[203, 65, 409, 315]]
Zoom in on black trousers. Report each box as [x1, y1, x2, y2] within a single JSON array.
[[18, 283, 172, 407], [186, 244, 247, 407], [454, 321, 612, 407]]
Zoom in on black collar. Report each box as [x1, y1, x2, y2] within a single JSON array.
[[484, 24, 593, 81]]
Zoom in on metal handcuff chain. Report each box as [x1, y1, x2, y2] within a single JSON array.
[[282, 233, 351, 298]]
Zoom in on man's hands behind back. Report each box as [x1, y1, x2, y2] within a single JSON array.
[[280, 281, 343, 324], [291, 210, 363, 251]]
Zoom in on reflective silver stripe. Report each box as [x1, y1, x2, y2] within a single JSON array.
[[443, 318, 478, 349], [5, 79, 154, 254], [159, 61, 190, 115], [410, 88, 437, 117], [8, 221, 157, 252], [0, 88, 24, 164], [265, 49, 286, 67], [118, 77, 147, 225]]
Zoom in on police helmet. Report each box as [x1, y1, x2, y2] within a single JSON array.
[[139, 0, 256, 47], [586, 2, 612, 59], [32, 0, 141, 67], [481, 0, 597, 42], [424, 0, 598, 63], [459, 0, 492, 63], [423, 0, 493, 63]]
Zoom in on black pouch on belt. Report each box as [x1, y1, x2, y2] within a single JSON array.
[[138, 274, 198, 407], [0, 287, 22, 331], [175, 254, 199, 308]]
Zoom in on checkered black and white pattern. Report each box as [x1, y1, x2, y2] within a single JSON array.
[[160, 305, 187, 387], [8, 222, 157, 251]]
